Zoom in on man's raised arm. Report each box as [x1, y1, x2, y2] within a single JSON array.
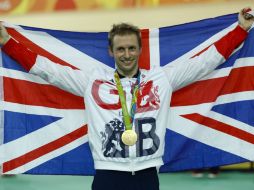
[[163, 8, 254, 91], [0, 23, 89, 97]]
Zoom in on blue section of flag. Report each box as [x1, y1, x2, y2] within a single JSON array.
[[159, 14, 237, 66], [4, 111, 61, 143], [212, 100, 254, 127], [161, 130, 247, 172], [237, 29, 254, 58]]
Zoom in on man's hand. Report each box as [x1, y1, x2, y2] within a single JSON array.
[[238, 7, 254, 31], [0, 22, 10, 45]]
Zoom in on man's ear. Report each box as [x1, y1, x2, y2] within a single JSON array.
[[108, 47, 113, 57], [139, 47, 142, 54]]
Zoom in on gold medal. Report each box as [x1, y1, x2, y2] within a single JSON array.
[[121, 130, 137, 146]]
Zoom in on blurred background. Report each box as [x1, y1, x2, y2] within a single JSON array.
[[1, 0, 254, 190]]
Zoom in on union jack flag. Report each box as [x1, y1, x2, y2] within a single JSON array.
[[0, 13, 254, 175]]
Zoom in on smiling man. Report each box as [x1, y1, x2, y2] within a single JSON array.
[[0, 8, 253, 190], [108, 24, 141, 78]]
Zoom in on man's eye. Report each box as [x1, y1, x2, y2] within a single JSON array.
[[117, 48, 124, 52], [129, 47, 136, 51]]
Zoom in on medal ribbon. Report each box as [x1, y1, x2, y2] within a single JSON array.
[[114, 71, 141, 130]]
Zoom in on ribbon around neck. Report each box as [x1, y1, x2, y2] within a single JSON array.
[[114, 71, 141, 130]]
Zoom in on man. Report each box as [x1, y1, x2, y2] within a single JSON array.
[[0, 8, 253, 190]]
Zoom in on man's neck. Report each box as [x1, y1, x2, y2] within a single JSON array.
[[117, 69, 139, 79]]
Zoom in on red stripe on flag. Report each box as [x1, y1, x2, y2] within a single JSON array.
[[6, 28, 78, 70], [139, 29, 150, 70], [182, 113, 254, 144], [220, 67, 254, 94], [4, 77, 85, 109], [3, 125, 88, 173], [171, 66, 254, 107], [171, 77, 227, 106]]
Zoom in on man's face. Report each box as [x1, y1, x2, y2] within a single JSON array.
[[109, 34, 141, 77]]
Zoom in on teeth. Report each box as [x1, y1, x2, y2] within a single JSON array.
[[123, 61, 131, 64]]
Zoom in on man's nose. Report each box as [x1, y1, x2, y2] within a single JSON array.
[[124, 49, 130, 58]]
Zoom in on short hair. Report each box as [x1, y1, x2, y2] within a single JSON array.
[[108, 23, 141, 51]]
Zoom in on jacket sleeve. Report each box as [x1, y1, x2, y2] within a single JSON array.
[[163, 25, 248, 91], [2, 38, 89, 97]]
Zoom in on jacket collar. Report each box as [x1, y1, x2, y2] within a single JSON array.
[[116, 69, 140, 79]]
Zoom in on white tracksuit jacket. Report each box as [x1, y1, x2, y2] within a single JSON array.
[[2, 25, 247, 172]]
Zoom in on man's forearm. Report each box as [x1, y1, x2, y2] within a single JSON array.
[[2, 38, 37, 71], [214, 25, 248, 60]]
